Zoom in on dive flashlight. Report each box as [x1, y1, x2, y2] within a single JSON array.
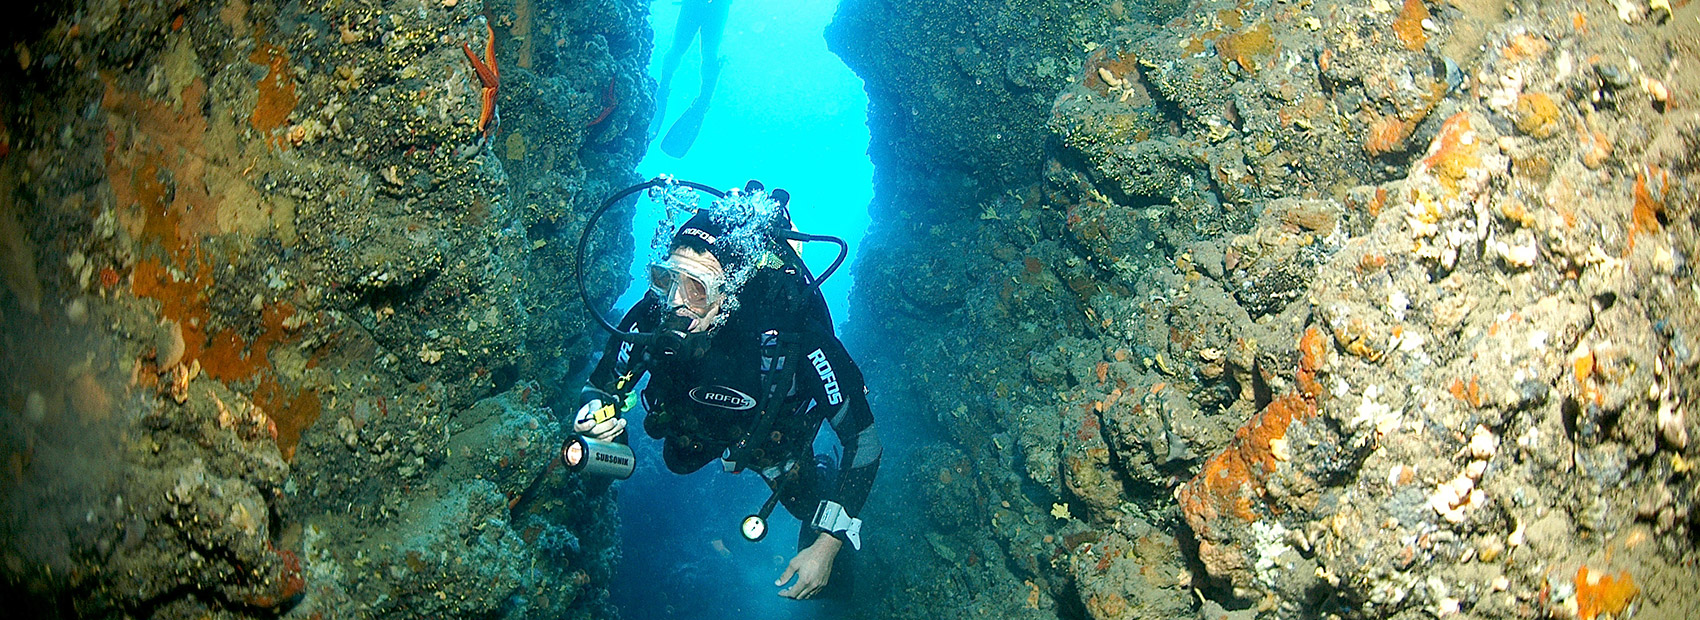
[[563, 435, 636, 480]]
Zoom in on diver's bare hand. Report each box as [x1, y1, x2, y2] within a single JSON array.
[[571, 399, 625, 442], [776, 533, 841, 599]]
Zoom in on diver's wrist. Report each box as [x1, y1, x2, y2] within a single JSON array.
[[810, 532, 843, 554]]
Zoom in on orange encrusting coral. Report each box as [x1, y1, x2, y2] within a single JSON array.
[[1360, 80, 1441, 154], [1419, 112, 1481, 196], [1180, 327, 1332, 588], [1449, 376, 1482, 408], [106, 60, 321, 461], [1574, 566, 1637, 620], [132, 258, 319, 460], [100, 75, 218, 263], [203, 303, 297, 382], [1083, 50, 1144, 97], [1214, 22, 1275, 76], [131, 260, 213, 363], [1363, 114, 1409, 156], [1363, 82, 1446, 156], [253, 373, 321, 462], [1180, 393, 1316, 528], [130, 260, 296, 382], [249, 44, 298, 143], [1296, 326, 1328, 398], [1513, 92, 1561, 138], [244, 543, 306, 607], [1628, 167, 1665, 251], [1501, 33, 1551, 63], [1574, 347, 1603, 405], [1631, 169, 1664, 233], [1393, 0, 1429, 51], [1182, 327, 1329, 526]]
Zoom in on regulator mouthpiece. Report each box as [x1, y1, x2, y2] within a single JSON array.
[[564, 435, 636, 480]]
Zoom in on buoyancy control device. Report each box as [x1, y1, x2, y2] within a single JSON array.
[[566, 177, 850, 542]]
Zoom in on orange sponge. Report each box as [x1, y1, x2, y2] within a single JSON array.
[[1575, 566, 1638, 620]]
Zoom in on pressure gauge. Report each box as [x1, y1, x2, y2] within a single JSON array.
[[740, 514, 768, 542]]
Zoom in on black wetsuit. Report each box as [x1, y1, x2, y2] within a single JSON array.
[[583, 267, 882, 545]]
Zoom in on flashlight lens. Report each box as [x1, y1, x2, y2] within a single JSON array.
[[565, 440, 584, 467]]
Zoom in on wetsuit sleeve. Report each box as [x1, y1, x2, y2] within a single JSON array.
[[802, 332, 882, 517], [582, 296, 659, 405]]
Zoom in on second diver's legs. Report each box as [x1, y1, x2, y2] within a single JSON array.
[[689, 0, 731, 110], [652, 0, 710, 136], [659, 0, 729, 157]]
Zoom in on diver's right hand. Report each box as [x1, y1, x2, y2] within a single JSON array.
[[573, 399, 626, 442]]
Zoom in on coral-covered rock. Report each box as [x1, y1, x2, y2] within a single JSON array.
[[1226, 198, 1346, 318], [0, 0, 641, 616], [835, 0, 1700, 618]]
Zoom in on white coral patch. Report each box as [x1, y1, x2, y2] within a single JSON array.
[[1352, 384, 1399, 436], [1488, 70, 1523, 111], [1387, 289, 1410, 321], [1469, 425, 1499, 460], [1252, 520, 1293, 586], [1493, 237, 1540, 268]]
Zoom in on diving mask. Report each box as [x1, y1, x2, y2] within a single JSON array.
[[648, 259, 725, 318]]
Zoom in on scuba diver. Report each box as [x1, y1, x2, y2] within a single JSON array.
[[651, 0, 732, 157], [565, 179, 881, 600]]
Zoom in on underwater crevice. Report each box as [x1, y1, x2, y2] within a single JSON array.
[[350, 264, 443, 314], [1091, 407, 1169, 505]]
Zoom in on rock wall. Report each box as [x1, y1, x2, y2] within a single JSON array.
[[835, 0, 1698, 618], [0, 0, 653, 616]]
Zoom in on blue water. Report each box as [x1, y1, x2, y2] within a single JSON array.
[[608, 1, 872, 618]]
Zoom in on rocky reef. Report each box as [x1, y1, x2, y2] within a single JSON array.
[[4, 0, 1696, 617], [833, 0, 1698, 618], [0, 0, 652, 616]]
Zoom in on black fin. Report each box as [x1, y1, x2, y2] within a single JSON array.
[[660, 102, 708, 158]]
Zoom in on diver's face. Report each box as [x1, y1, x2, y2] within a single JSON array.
[[651, 248, 725, 332]]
